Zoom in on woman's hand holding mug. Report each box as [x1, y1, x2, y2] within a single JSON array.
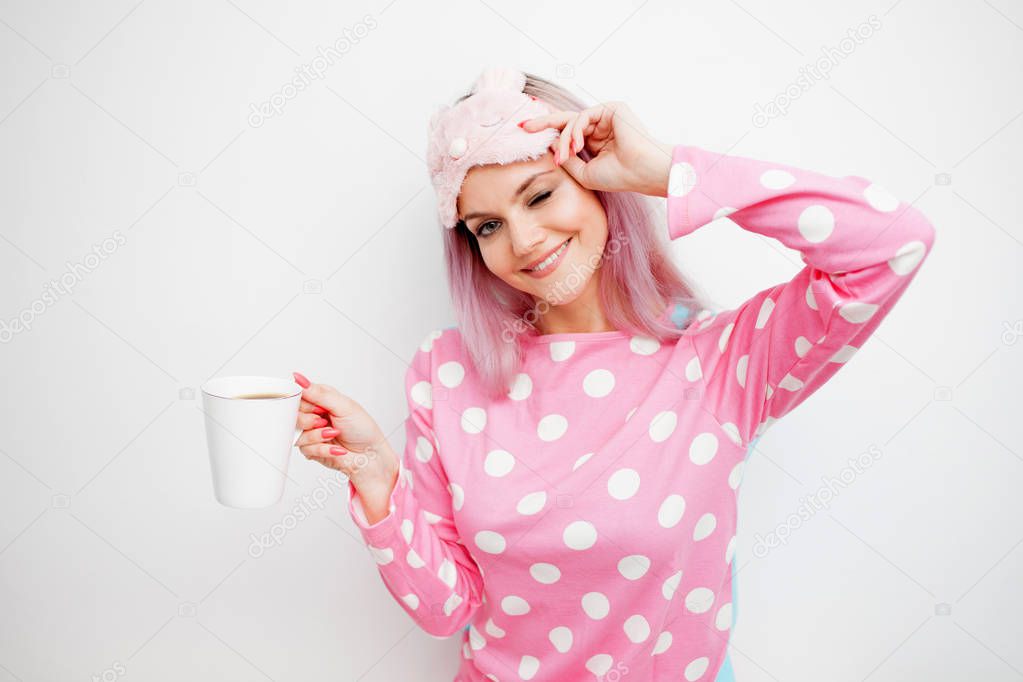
[[292, 371, 399, 519]]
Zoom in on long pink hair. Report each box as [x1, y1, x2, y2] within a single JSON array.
[[441, 72, 709, 400]]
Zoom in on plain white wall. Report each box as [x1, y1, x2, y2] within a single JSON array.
[[1, 0, 1020, 680]]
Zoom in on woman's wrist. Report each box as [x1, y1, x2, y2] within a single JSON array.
[[635, 140, 675, 197]]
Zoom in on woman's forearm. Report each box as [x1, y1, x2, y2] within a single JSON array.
[[356, 440, 401, 525]]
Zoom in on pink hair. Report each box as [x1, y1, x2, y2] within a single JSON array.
[[440, 72, 709, 400]]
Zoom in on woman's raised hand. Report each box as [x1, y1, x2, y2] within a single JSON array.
[[292, 371, 398, 495], [520, 101, 674, 197]]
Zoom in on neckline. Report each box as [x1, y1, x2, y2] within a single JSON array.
[[521, 299, 679, 344]]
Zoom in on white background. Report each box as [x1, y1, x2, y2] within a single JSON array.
[[0, 0, 1020, 680]]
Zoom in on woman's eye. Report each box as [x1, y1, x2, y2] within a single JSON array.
[[476, 221, 499, 237], [529, 191, 552, 206]]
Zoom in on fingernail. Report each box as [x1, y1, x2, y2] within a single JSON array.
[[329, 446, 347, 456], [517, 120, 528, 128], [313, 417, 329, 428], [322, 428, 339, 438], [312, 405, 327, 414], [569, 139, 574, 154], [293, 372, 311, 388]]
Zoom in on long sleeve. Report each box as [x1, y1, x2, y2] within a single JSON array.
[[345, 331, 484, 637], [667, 144, 936, 447]]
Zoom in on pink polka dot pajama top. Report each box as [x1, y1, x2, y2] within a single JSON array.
[[346, 143, 936, 681]]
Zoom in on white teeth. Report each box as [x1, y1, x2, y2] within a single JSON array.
[[529, 240, 569, 272]]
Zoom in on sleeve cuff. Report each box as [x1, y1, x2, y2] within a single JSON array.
[[665, 144, 732, 239]]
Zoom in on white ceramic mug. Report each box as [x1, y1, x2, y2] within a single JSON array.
[[200, 375, 304, 508]]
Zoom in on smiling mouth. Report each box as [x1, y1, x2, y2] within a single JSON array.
[[522, 238, 571, 276]]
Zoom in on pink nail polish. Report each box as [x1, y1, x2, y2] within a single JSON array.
[[293, 372, 311, 388], [330, 446, 347, 456], [313, 417, 328, 428], [322, 428, 339, 438]]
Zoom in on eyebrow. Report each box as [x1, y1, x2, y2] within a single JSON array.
[[461, 170, 555, 222]]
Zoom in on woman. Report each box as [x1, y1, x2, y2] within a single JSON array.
[[292, 67, 935, 681]]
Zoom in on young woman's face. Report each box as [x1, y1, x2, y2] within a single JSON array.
[[456, 151, 608, 305]]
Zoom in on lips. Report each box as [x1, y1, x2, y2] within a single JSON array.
[[522, 238, 571, 274]]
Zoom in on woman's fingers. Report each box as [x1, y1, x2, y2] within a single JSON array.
[[301, 383, 354, 418], [520, 110, 573, 134], [300, 442, 349, 462], [299, 399, 327, 414], [296, 426, 339, 448], [296, 410, 330, 430]]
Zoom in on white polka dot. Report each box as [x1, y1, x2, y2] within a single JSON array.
[[668, 161, 698, 197], [889, 240, 926, 275], [685, 656, 710, 680], [693, 513, 717, 541], [438, 559, 457, 588], [689, 432, 718, 465], [518, 655, 540, 680], [438, 361, 464, 388], [419, 329, 443, 352], [508, 372, 532, 400], [736, 355, 749, 388], [501, 595, 530, 616], [530, 563, 561, 584], [760, 169, 795, 189], [756, 297, 775, 328], [406, 548, 425, 568], [728, 461, 745, 490], [583, 368, 616, 397], [461, 407, 486, 433], [618, 555, 651, 580], [423, 510, 441, 524], [715, 603, 733, 631], [581, 592, 610, 619], [469, 623, 486, 650], [721, 422, 742, 446], [401, 519, 414, 543], [475, 530, 506, 554], [795, 336, 813, 357], [797, 205, 835, 243], [658, 494, 686, 528], [443, 592, 462, 616], [714, 206, 737, 220], [517, 491, 547, 515], [572, 452, 594, 471], [484, 449, 515, 477], [401, 593, 420, 610], [779, 373, 804, 391], [537, 414, 568, 441], [718, 322, 734, 352], [549, 626, 573, 653], [662, 570, 682, 599], [630, 335, 660, 355], [652, 631, 673, 655], [549, 341, 575, 361], [864, 183, 899, 212], [685, 355, 702, 381], [685, 587, 715, 613], [410, 381, 432, 409], [726, 535, 737, 564], [649, 411, 678, 442], [446, 482, 464, 511], [563, 520, 598, 550], [830, 345, 858, 363], [415, 436, 434, 462], [607, 468, 641, 500], [624, 614, 651, 643], [368, 545, 393, 565], [806, 282, 818, 310], [586, 654, 614, 676], [485, 618, 505, 638], [839, 301, 878, 323]]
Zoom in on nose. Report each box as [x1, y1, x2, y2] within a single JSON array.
[[508, 218, 546, 259]]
